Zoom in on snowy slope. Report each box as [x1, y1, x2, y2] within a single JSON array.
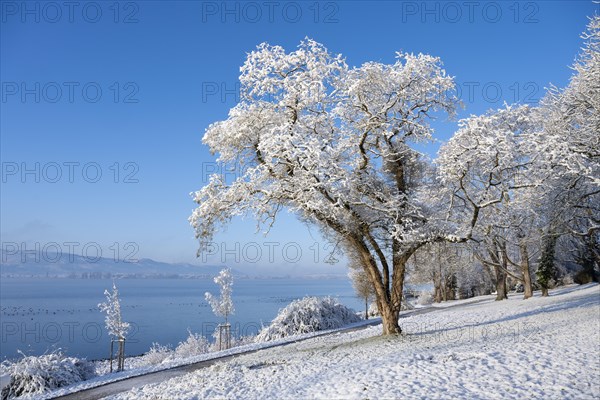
[[107, 284, 600, 400], [27, 319, 379, 399]]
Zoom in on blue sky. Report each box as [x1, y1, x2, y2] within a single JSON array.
[[1, 1, 598, 274]]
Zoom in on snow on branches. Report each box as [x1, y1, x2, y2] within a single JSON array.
[[437, 104, 540, 222], [539, 16, 600, 189], [255, 296, 361, 342], [0, 351, 94, 398], [205, 268, 235, 324], [98, 283, 130, 340], [190, 38, 470, 334], [190, 27, 599, 331], [189, 38, 460, 250]]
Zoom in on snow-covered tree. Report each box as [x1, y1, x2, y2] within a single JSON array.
[[537, 233, 558, 296], [205, 268, 235, 324], [98, 283, 130, 340], [540, 16, 600, 191], [438, 104, 542, 300], [536, 16, 600, 281], [438, 15, 600, 295], [410, 242, 472, 302], [98, 282, 130, 372], [190, 39, 487, 335], [205, 268, 235, 351], [347, 256, 375, 319]]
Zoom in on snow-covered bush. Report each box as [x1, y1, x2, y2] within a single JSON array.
[[255, 297, 361, 343], [574, 269, 595, 284], [0, 351, 94, 399], [417, 291, 434, 305], [174, 331, 210, 358], [232, 335, 256, 348], [558, 274, 575, 286], [141, 343, 173, 365], [140, 332, 211, 366], [368, 302, 380, 317]]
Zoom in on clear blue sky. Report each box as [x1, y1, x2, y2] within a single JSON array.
[[1, 1, 598, 274]]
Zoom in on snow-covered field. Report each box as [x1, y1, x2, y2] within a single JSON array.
[[102, 284, 600, 400]]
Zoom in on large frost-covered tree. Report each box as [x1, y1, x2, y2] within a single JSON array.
[[190, 39, 486, 334]]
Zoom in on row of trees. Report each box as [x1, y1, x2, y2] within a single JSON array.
[[418, 17, 599, 302], [190, 17, 599, 335]]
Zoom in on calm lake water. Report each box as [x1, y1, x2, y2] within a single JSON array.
[[0, 277, 362, 361]]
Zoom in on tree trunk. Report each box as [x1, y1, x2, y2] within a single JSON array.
[[495, 268, 508, 301], [385, 241, 409, 335], [489, 243, 508, 301], [434, 283, 442, 303], [354, 238, 401, 335], [541, 287, 549, 297], [437, 252, 447, 302], [379, 302, 401, 335], [442, 277, 448, 302], [501, 244, 509, 299], [109, 340, 114, 373], [117, 339, 125, 372], [445, 274, 457, 300], [365, 297, 368, 320], [520, 241, 533, 299], [433, 270, 442, 303], [578, 234, 599, 283]]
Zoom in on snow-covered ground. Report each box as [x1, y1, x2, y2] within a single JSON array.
[[106, 284, 599, 400], [24, 319, 379, 399]]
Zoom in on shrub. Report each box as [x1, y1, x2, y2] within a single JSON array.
[[175, 331, 210, 358], [141, 332, 211, 366], [417, 291, 434, 305], [0, 351, 94, 399], [368, 301, 380, 316], [559, 274, 575, 286], [515, 283, 525, 293], [255, 296, 361, 343], [573, 270, 593, 284], [232, 335, 256, 348], [141, 343, 173, 365]]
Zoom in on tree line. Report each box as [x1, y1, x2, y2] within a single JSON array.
[[190, 16, 599, 335]]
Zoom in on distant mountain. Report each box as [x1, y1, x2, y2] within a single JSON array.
[[0, 250, 242, 279]]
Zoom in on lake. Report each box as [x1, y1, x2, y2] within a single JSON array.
[[0, 277, 363, 361]]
